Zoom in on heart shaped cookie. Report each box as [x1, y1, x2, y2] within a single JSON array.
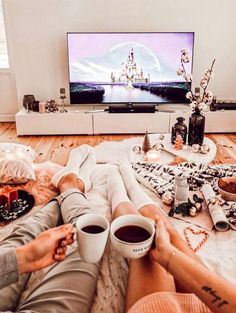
[[183, 227, 209, 252]]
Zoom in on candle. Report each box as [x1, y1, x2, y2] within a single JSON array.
[[145, 149, 161, 162], [39, 102, 46, 113], [0, 189, 18, 211]]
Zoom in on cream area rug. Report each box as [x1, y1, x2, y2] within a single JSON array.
[[95, 136, 143, 163]]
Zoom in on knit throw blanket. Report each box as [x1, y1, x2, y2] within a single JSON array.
[[131, 162, 236, 200]]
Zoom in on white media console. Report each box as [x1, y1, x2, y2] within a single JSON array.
[[15, 106, 236, 135]]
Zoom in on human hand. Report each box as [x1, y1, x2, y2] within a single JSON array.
[[150, 215, 175, 268], [16, 224, 74, 274]]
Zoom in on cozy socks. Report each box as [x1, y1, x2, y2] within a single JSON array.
[[118, 160, 154, 210], [78, 147, 96, 192], [51, 144, 96, 191], [107, 166, 132, 213]]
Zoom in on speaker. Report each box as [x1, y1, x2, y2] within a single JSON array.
[[108, 104, 156, 113], [210, 102, 236, 111]]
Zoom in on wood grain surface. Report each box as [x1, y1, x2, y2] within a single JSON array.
[[0, 123, 235, 166]]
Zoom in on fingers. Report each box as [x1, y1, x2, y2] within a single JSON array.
[[54, 245, 67, 262], [51, 224, 74, 247], [56, 246, 67, 255], [54, 253, 66, 262], [51, 224, 75, 262], [53, 224, 74, 240]]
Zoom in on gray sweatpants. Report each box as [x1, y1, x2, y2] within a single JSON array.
[[0, 188, 99, 313]]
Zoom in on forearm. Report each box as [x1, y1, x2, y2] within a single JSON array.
[[159, 247, 236, 313], [0, 248, 19, 288]]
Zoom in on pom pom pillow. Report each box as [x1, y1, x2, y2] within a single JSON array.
[[0, 143, 36, 184]]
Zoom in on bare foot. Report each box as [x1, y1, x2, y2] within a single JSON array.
[[58, 173, 85, 193]]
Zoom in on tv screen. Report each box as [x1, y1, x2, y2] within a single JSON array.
[[67, 32, 194, 105]]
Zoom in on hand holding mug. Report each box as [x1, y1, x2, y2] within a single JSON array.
[[16, 224, 74, 274], [150, 215, 175, 268]]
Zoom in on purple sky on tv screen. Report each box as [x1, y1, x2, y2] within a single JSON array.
[[68, 33, 194, 83]]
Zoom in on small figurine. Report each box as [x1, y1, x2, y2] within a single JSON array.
[[142, 131, 152, 153], [191, 144, 200, 153], [174, 134, 184, 150], [200, 144, 210, 154], [132, 145, 141, 154]]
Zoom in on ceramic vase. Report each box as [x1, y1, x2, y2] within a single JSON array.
[[188, 108, 205, 146]]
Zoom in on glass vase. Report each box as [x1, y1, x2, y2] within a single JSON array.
[[188, 108, 205, 146], [171, 117, 187, 144]]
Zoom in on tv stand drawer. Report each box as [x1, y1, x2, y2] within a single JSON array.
[[15, 109, 93, 135], [93, 111, 169, 134]]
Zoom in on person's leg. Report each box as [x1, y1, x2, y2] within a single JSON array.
[[51, 144, 96, 193], [16, 249, 100, 313], [15, 173, 100, 313], [0, 146, 96, 312], [107, 167, 176, 312], [118, 160, 206, 293], [57, 174, 97, 225], [52, 145, 97, 224], [0, 200, 62, 311]]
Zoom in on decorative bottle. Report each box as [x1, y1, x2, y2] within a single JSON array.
[[188, 108, 205, 146], [171, 117, 187, 144], [174, 175, 189, 206]]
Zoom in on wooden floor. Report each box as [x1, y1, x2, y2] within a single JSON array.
[[0, 122, 235, 165]]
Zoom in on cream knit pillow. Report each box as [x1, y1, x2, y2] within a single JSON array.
[[0, 143, 36, 184]]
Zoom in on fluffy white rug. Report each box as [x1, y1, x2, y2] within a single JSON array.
[[94, 137, 143, 163]]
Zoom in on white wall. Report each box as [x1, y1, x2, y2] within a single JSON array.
[[2, 0, 236, 114]]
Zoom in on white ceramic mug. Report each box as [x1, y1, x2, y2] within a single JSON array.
[[76, 213, 110, 263], [110, 215, 156, 259]]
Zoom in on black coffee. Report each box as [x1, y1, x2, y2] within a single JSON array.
[[82, 225, 105, 234], [114, 225, 151, 243]]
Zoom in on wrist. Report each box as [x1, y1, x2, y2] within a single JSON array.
[[165, 249, 178, 272], [159, 244, 175, 269], [16, 245, 31, 274], [152, 243, 175, 268], [16, 247, 26, 274]]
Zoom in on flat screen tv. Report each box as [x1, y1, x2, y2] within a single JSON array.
[[67, 32, 194, 105]]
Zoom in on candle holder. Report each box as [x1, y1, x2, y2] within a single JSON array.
[[145, 148, 161, 162], [59, 88, 67, 113]]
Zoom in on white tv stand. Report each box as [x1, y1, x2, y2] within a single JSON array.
[[15, 106, 236, 135]]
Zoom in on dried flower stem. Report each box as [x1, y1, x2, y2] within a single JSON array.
[[181, 59, 194, 98], [201, 59, 216, 102]]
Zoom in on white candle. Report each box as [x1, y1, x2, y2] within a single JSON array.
[[145, 149, 161, 162]]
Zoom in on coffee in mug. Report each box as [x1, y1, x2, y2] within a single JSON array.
[[110, 215, 155, 259], [76, 214, 109, 263], [81, 225, 105, 234], [114, 225, 151, 243]]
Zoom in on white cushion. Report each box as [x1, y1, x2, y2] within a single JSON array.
[[0, 143, 36, 184]]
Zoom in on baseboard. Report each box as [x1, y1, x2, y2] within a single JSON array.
[[0, 114, 15, 122]]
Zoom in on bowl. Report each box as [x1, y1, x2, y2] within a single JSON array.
[[110, 215, 155, 259], [218, 177, 236, 202]]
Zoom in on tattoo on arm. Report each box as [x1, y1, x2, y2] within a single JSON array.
[[202, 286, 229, 308]]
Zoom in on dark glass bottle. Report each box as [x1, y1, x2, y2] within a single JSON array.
[[188, 108, 205, 146], [171, 117, 187, 144]]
